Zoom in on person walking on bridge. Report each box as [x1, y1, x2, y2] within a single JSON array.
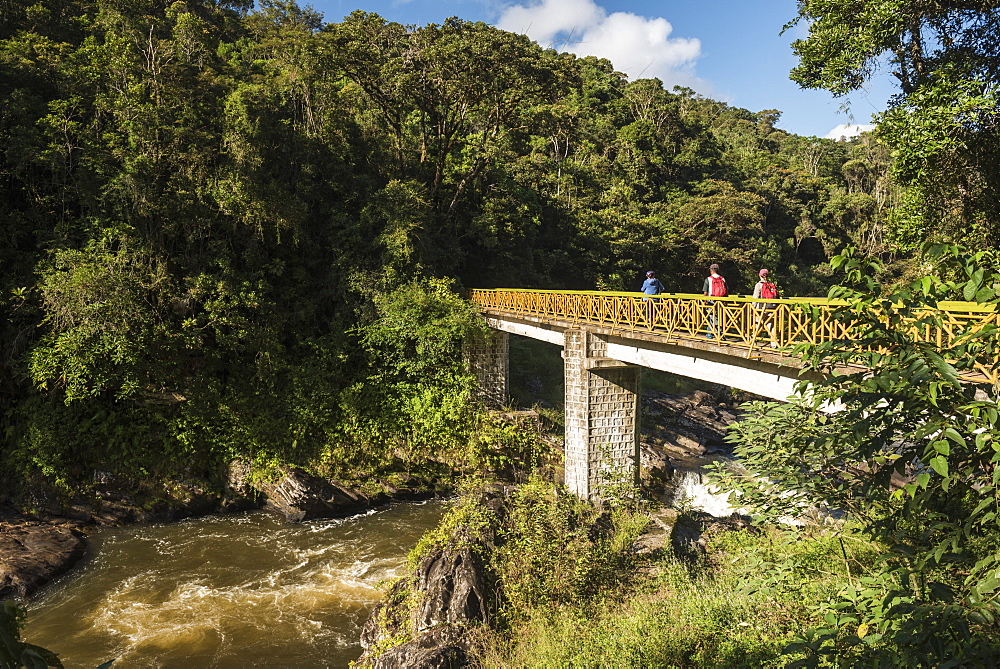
[[702, 263, 727, 339], [753, 268, 780, 348], [642, 270, 665, 296], [641, 270, 665, 326]]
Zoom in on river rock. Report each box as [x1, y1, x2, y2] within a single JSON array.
[[360, 541, 499, 649], [412, 547, 493, 630], [359, 543, 496, 668], [0, 518, 87, 599], [642, 390, 734, 458], [671, 510, 757, 561], [369, 626, 468, 669], [359, 488, 506, 668], [258, 468, 370, 522], [639, 442, 673, 482]]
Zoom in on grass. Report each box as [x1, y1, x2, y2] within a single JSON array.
[[473, 521, 883, 668]]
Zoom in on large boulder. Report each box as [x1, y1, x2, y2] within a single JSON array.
[[639, 442, 674, 483], [359, 487, 508, 668], [412, 547, 493, 631], [0, 519, 87, 599], [359, 541, 497, 668], [641, 390, 738, 459], [368, 626, 467, 669], [258, 468, 370, 522], [360, 539, 499, 646], [671, 510, 758, 561]]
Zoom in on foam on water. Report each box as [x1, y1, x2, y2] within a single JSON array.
[[24, 500, 446, 668]]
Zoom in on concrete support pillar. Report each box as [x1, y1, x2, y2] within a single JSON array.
[[464, 330, 509, 408], [563, 328, 640, 499]]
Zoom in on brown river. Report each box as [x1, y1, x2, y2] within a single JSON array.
[[24, 500, 446, 668]]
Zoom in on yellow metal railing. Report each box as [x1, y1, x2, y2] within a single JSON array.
[[468, 289, 1000, 384]]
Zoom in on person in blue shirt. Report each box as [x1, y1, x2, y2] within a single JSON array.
[[641, 271, 665, 326], [642, 270, 665, 295]]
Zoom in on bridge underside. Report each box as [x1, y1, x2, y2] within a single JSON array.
[[466, 313, 820, 500], [485, 314, 813, 403]]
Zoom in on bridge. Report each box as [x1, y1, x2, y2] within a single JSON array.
[[465, 289, 996, 499]]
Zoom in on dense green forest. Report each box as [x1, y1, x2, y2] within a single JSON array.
[[0, 0, 903, 500], [4, 0, 1000, 665]]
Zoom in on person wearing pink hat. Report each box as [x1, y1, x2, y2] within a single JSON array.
[[752, 268, 780, 348]]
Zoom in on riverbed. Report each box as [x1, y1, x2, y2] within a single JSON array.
[[24, 500, 446, 668]]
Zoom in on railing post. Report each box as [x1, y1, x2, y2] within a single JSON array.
[[563, 328, 640, 500]]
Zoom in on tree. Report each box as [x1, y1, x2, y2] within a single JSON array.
[[715, 244, 1000, 664], [788, 0, 1000, 252]]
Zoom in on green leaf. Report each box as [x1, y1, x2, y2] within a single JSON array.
[[942, 428, 965, 446], [964, 273, 983, 301], [930, 456, 949, 477]]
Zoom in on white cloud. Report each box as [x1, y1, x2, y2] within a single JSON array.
[[824, 123, 874, 140], [496, 0, 703, 89], [496, 0, 604, 44]]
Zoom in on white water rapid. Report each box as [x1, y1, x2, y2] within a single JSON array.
[[23, 500, 445, 668]]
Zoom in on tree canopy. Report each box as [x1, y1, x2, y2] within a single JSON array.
[[0, 0, 893, 498]]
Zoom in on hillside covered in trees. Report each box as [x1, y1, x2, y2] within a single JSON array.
[[5, 0, 1000, 665], [0, 0, 903, 500]]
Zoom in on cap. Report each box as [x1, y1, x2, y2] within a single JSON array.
[[759, 268, 769, 278], [646, 270, 655, 277], [709, 263, 720, 271]]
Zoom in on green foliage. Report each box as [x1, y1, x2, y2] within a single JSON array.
[[0, 0, 896, 502], [476, 521, 879, 668], [712, 243, 1000, 664], [877, 74, 1000, 252], [407, 485, 500, 568], [492, 478, 645, 617], [358, 277, 485, 384], [0, 601, 62, 669], [789, 0, 1000, 256], [596, 444, 645, 513], [30, 238, 168, 401]]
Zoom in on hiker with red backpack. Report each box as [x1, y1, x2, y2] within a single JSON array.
[[753, 268, 780, 348], [702, 263, 727, 339]]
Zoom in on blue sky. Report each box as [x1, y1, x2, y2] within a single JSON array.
[[305, 0, 897, 138]]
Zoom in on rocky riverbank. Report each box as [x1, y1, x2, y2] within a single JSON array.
[[0, 513, 87, 600], [355, 483, 756, 668], [0, 464, 448, 601], [351, 388, 751, 667], [2, 387, 744, 620]]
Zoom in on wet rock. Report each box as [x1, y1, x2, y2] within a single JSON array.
[[361, 541, 499, 652], [258, 468, 370, 522], [369, 626, 468, 669], [412, 548, 494, 631], [225, 459, 256, 499], [639, 443, 673, 482], [641, 390, 737, 462], [359, 486, 506, 668], [0, 519, 87, 599], [671, 510, 757, 561]]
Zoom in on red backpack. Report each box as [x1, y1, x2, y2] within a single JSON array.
[[709, 275, 728, 297], [760, 281, 778, 300]]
